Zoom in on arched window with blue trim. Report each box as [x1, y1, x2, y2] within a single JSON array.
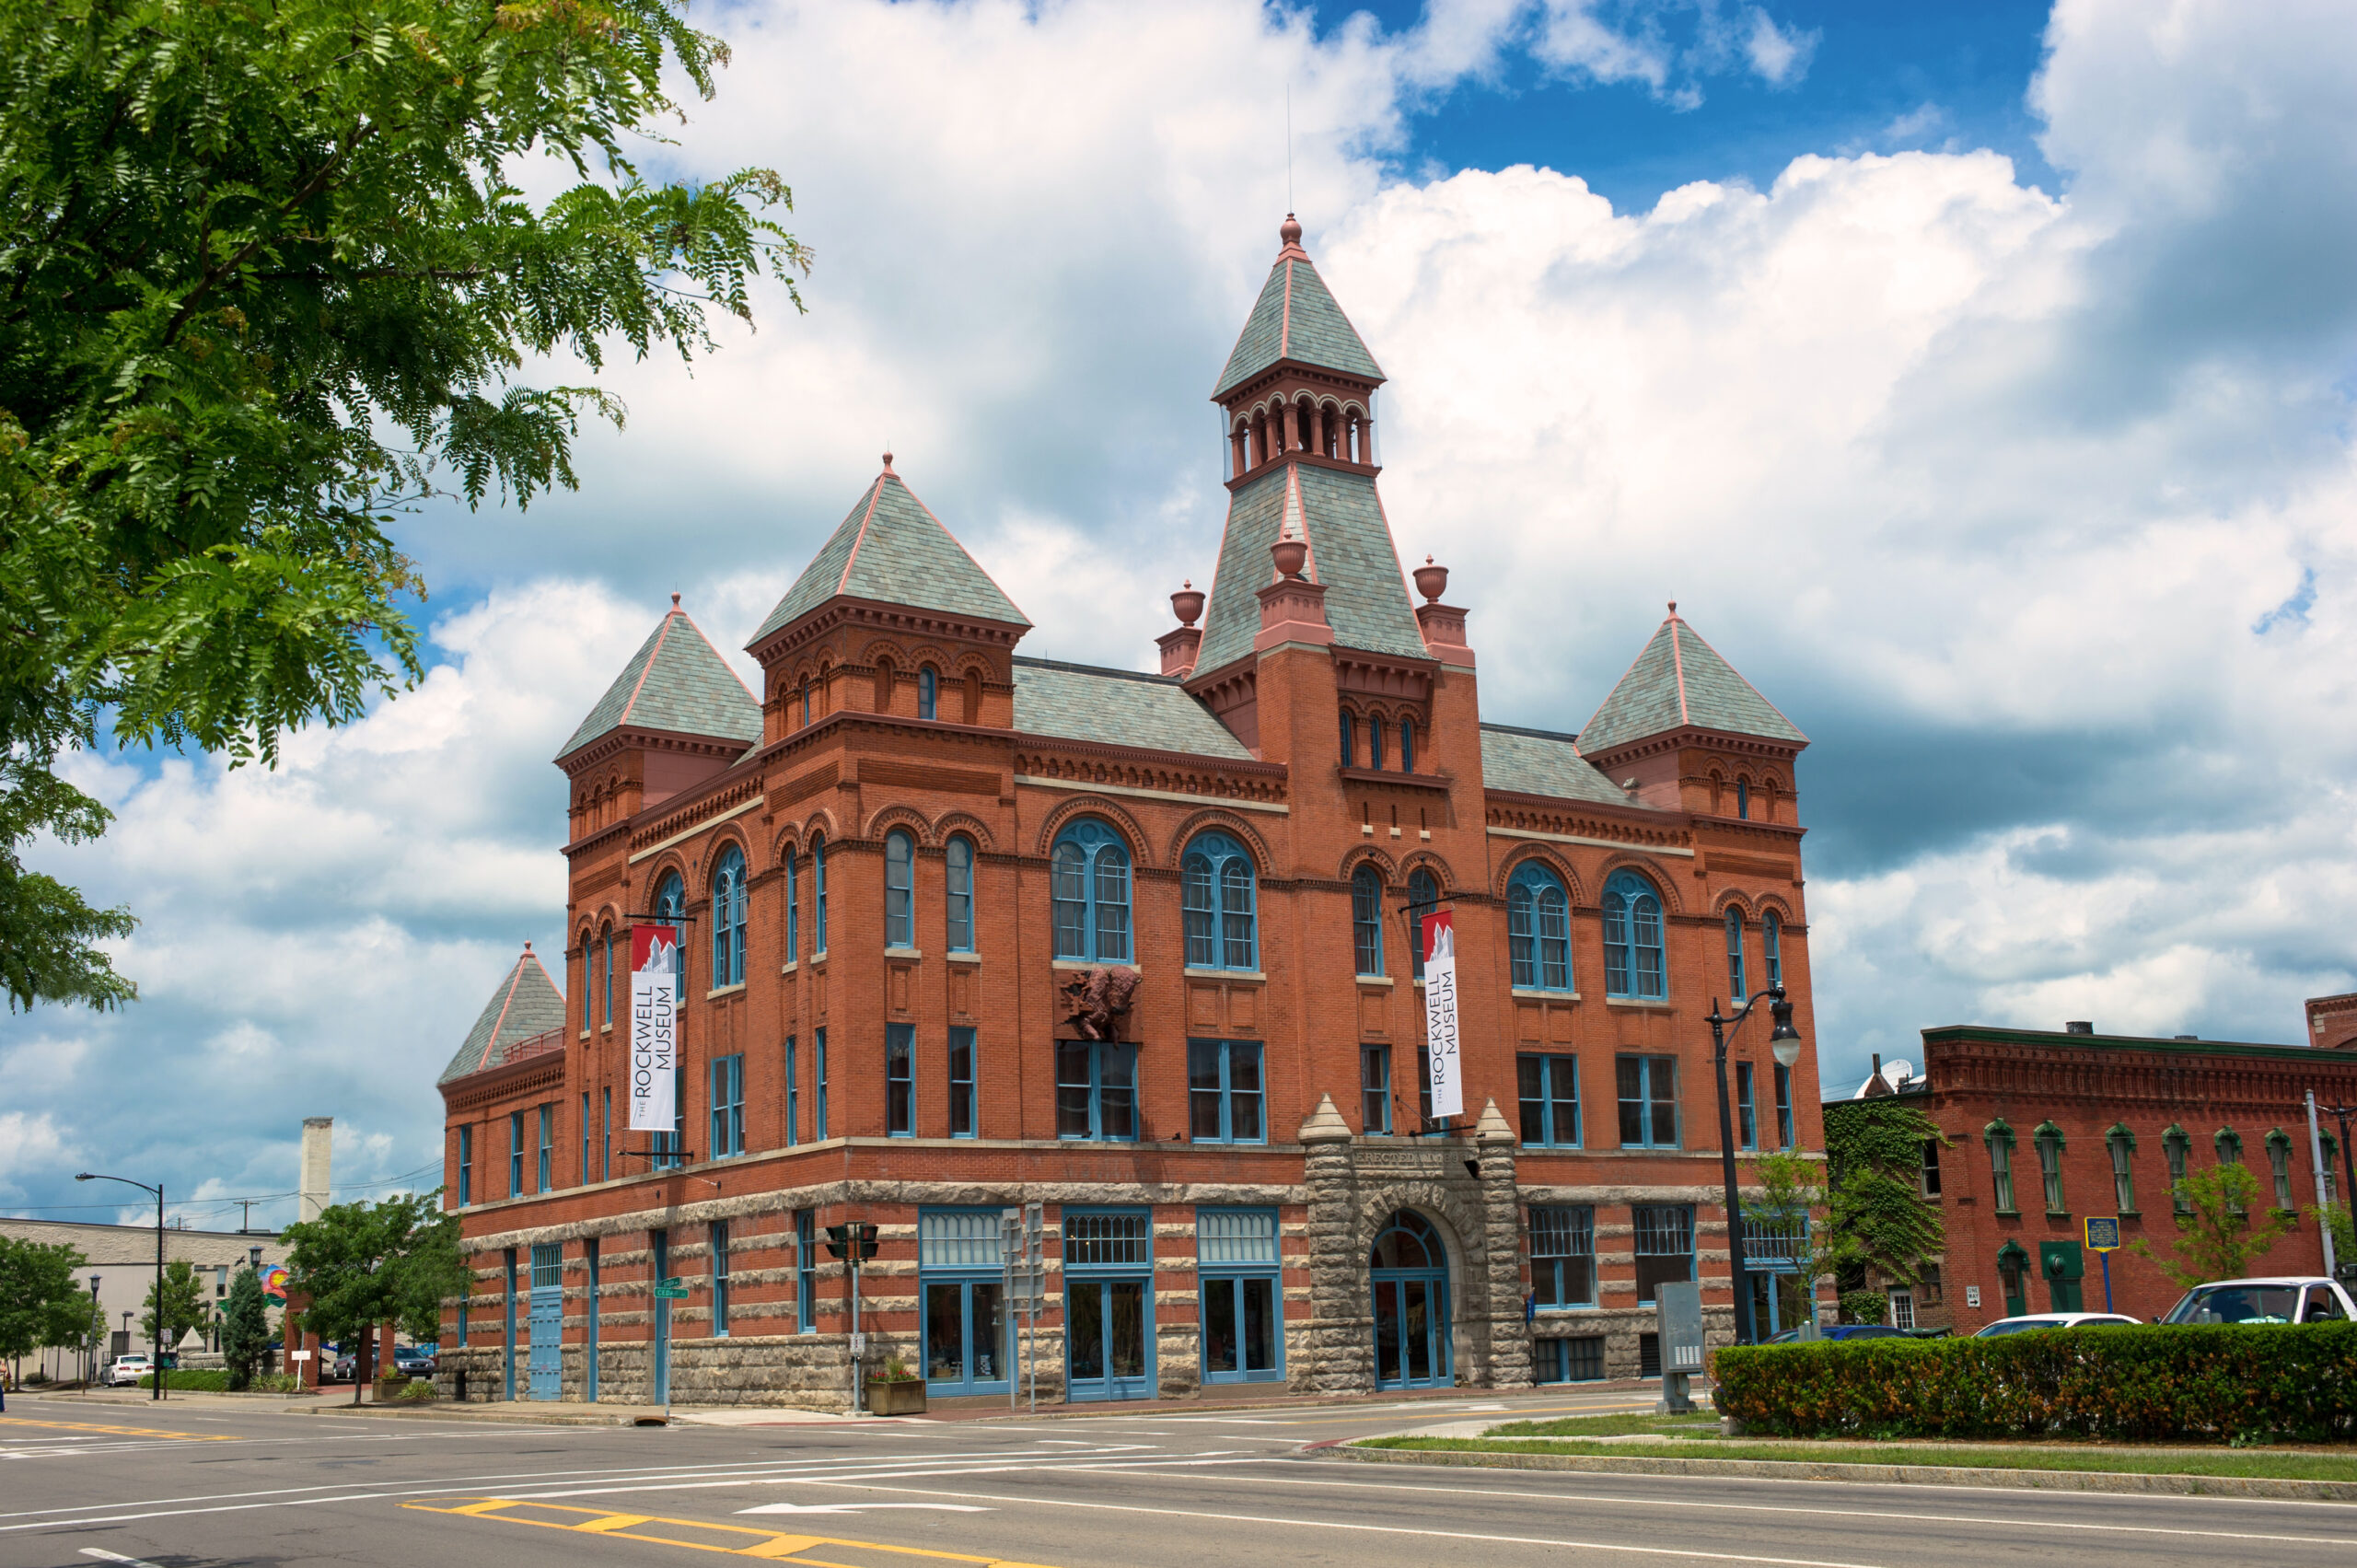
[[1051, 819, 1132, 963], [711, 846, 747, 987], [811, 833, 828, 955], [1736, 776, 1750, 819], [1408, 869, 1440, 981], [1351, 865, 1385, 977], [1399, 718, 1415, 773], [1507, 861, 1572, 991], [946, 836, 975, 953], [798, 677, 811, 729], [1762, 910, 1782, 989], [653, 872, 688, 1167], [884, 830, 915, 948], [1602, 870, 1666, 999], [784, 847, 799, 964], [1724, 906, 1746, 999], [919, 665, 938, 721], [1183, 831, 1257, 970]]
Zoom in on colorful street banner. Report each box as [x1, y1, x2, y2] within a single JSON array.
[[261, 1264, 288, 1300], [1422, 908, 1463, 1120], [628, 923, 679, 1133]]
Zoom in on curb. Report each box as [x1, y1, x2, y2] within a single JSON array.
[[291, 1403, 652, 1427], [1329, 1443, 2357, 1502]]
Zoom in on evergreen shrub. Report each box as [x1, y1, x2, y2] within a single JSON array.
[[1713, 1325, 2357, 1444]]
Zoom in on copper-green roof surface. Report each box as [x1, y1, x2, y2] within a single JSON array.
[[1193, 464, 1427, 676], [1013, 657, 1253, 761], [437, 949, 568, 1086], [1212, 250, 1385, 400], [1577, 611, 1807, 756], [1480, 724, 1635, 807], [559, 604, 761, 761], [754, 467, 1029, 644]]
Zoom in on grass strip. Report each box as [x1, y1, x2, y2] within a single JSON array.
[[1362, 1435, 2357, 1482], [1487, 1415, 1724, 1438]]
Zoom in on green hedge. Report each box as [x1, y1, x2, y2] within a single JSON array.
[[1713, 1325, 2357, 1444], [136, 1369, 300, 1392]]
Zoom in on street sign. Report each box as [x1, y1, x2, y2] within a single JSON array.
[[653, 1276, 689, 1300], [2084, 1217, 2121, 1253], [849, 1332, 867, 1358]]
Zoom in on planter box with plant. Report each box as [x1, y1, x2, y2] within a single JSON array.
[[865, 1356, 926, 1415]]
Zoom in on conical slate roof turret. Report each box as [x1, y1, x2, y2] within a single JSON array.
[[558, 597, 761, 761], [1577, 605, 1806, 757], [1211, 216, 1385, 400], [752, 457, 1029, 645], [437, 945, 567, 1086]]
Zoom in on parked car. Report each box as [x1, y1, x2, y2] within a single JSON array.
[[393, 1345, 436, 1376], [2157, 1277, 2356, 1324], [106, 1354, 152, 1387], [331, 1350, 358, 1381], [1761, 1323, 1912, 1343], [1970, 1313, 2141, 1337]]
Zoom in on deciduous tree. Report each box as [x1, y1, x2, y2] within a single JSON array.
[[220, 1267, 271, 1390], [2132, 1164, 2293, 1289], [140, 1258, 209, 1352], [284, 1193, 468, 1405]]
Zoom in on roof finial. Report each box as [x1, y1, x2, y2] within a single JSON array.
[[523, 939, 533, 952], [881, 451, 895, 474], [671, 592, 681, 610], [1280, 213, 1303, 248], [1667, 599, 1678, 617]]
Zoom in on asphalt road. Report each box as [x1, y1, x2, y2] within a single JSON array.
[[4, 1387, 2353, 1567]]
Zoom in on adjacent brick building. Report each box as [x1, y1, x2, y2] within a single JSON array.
[[435, 215, 1829, 1408], [1904, 1023, 2356, 1330]]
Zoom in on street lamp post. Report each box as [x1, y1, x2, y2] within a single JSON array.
[[2321, 1101, 2357, 1277], [1705, 987, 1805, 1346], [77, 1172, 165, 1400]]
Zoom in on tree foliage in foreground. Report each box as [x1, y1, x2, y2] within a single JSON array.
[[0, 0, 806, 1011], [220, 1265, 272, 1390], [283, 1192, 467, 1404], [140, 1256, 210, 1349], [2131, 1163, 2293, 1289], [0, 1236, 88, 1364]]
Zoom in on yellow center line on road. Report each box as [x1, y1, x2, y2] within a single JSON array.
[[401, 1498, 1061, 1566], [0, 1418, 235, 1442]]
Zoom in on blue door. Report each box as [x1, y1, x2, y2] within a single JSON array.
[[528, 1244, 563, 1400], [923, 1278, 1009, 1395], [1062, 1209, 1153, 1402], [1369, 1211, 1451, 1389]]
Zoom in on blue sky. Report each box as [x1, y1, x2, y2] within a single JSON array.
[[10, 0, 2357, 1226]]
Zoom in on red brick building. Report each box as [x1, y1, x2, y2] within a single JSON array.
[[1909, 1023, 2355, 1330], [434, 216, 1829, 1408]]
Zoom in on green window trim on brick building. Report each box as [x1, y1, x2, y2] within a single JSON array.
[[1996, 1238, 2030, 1318], [1984, 1119, 2018, 1215], [2033, 1120, 2067, 1216], [2265, 1129, 2297, 1212], [2163, 1123, 2193, 1214], [2106, 1122, 2138, 1215]]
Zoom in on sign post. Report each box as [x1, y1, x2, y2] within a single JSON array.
[[653, 1277, 688, 1422], [1002, 1203, 1045, 1414], [1420, 909, 1462, 1122], [2083, 1216, 2121, 1313]]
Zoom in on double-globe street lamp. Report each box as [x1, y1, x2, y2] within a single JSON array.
[[1707, 986, 1805, 1346], [76, 1171, 166, 1401]]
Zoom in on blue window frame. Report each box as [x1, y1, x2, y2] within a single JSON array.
[[1051, 819, 1132, 962], [1736, 776, 1750, 819], [885, 830, 915, 948], [1617, 1054, 1678, 1148], [1187, 1040, 1265, 1144], [458, 1125, 472, 1206], [812, 833, 828, 954], [1507, 862, 1572, 990], [1602, 870, 1667, 999], [799, 677, 811, 728], [601, 1087, 610, 1181], [1736, 1062, 1758, 1150], [580, 1091, 590, 1184], [948, 1026, 977, 1137], [1724, 907, 1746, 1000], [785, 851, 798, 964], [1339, 710, 1355, 766], [1408, 869, 1439, 981], [1182, 831, 1257, 970], [1361, 1043, 1391, 1133], [1399, 717, 1415, 773], [1774, 1063, 1794, 1149], [509, 1111, 524, 1196], [1369, 716, 1386, 769], [795, 1210, 817, 1331], [710, 1054, 744, 1157], [1537, 1335, 1606, 1383], [919, 665, 938, 721], [580, 931, 594, 1031], [814, 1028, 829, 1141], [1516, 1053, 1579, 1147], [946, 836, 974, 953], [920, 1209, 1009, 1393], [710, 1220, 731, 1336], [784, 1036, 799, 1147], [600, 923, 614, 1027], [1762, 910, 1782, 989], [1056, 1040, 1137, 1141], [1633, 1205, 1695, 1305], [1530, 1205, 1596, 1308], [1197, 1208, 1282, 1383], [1352, 865, 1385, 976], [536, 1105, 552, 1193], [712, 845, 747, 987], [887, 1024, 915, 1136]]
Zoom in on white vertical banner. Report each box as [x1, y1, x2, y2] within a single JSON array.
[[1422, 908, 1463, 1119], [628, 923, 679, 1132]]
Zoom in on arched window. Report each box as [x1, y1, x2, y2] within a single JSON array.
[[1724, 907, 1746, 999], [1183, 831, 1257, 970], [2034, 1121, 2066, 1213], [946, 835, 974, 953], [1408, 869, 1440, 981], [2266, 1130, 2295, 1211], [1339, 711, 1355, 767], [784, 848, 798, 964], [810, 833, 828, 955], [711, 846, 747, 987], [1507, 862, 1571, 991], [884, 830, 915, 948], [1736, 777, 1750, 819], [799, 677, 811, 729], [1399, 718, 1415, 773], [1602, 870, 1666, 999], [655, 873, 686, 953], [1351, 865, 1385, 977], [918, 666, 938, 721], [1368, 1209, 1442, 1270], [1369, 716, 1387, 770], [598, 924, 613, 1028], [1762, 911, 1782, 989], [2162, 1123, 2191, 1214], [1051, 819, 1132, 963]]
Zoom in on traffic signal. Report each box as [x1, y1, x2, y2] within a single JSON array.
[[854, 1223, 879, 1260], [824, 1223, 882, 1261], [824, 1224, 849, 1260]]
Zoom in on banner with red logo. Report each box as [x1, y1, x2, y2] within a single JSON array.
[[628, 923, 679, 1132], [1422, 908, 1463, 1119]]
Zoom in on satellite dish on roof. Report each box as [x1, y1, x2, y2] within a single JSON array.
[[1853, 1059, 1919, 1098]]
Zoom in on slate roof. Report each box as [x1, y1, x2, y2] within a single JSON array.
[[1212, 242, 1385, 400], [1012, 657, 1253, 761], [1576, 610, 1807, 756], [753, 466, 1029, 644], [437, 948, 568, 1086], [1479, 724, 1636, 807], [559, 602, 761, 761], [1193, 464, 1429, 675]]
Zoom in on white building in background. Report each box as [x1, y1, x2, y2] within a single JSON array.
[[0, 1217, 288, 1380]]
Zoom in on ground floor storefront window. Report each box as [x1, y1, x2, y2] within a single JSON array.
[[1369, 1209, 1451, 1389], [1065, 1208, 1153, 1400], [1197, 1208, 1281, 1383], [920, 1209, 1008, 1395]]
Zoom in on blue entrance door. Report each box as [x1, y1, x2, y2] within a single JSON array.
[[1369, 1211, 1451, 1389], [528, 1244, 563, 1400], [924, 1278, 1009, 1394], [1065, 1278, 1152, 1401]]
